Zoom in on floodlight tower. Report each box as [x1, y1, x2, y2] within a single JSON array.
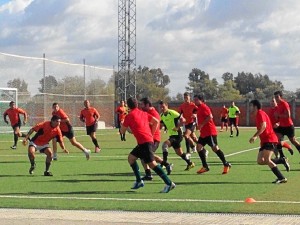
[[116, 0, 136, 102]]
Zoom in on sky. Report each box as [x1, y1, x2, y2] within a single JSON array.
[[0, 0, 300, 96]]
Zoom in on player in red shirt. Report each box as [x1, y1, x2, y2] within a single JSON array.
[[220, 104, 228, 132], [178, 92, 198, 154], [193, 95, 231, 175], [22, 115, 67, 176], [267, 98, 293, 157], [3, 101, 28, 149], [249, 100, 287, 183], [80, 100, 101, 153], [273, 91, 300, 157], [52, 103, 91, 160], [139, 97, 173, 181], [115, 100, 127, 141], [120, 97, 175, 193]]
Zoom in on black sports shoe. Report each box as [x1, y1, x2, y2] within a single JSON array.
[[44, 171, 53, 176], [10, 145, 17, 150], [288, 148, 294, 155], [282, 157, 290, 172], [166, 163, 173, 175], [141, 175, 153, 181], [29, 163, 36, 174]]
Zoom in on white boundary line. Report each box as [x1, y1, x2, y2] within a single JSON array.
[[0, 195, 299, 204]]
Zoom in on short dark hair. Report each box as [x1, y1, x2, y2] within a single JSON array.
[[51, 115, 61, 121], [274, 90, 283, 97], [158, 100, 167, 105], [9, 101, 15, 105], [250, 99, 262, 109], [52, 102, 59, 107], [127, 97, 138, 109], [140, 97, 152, 107], [183, 92, 190, 96], [194, 94, 205, 101]]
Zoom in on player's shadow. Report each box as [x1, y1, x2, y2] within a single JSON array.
[[1, 190, 140, 195], [63, 172, 133, 177], [177, 181, 271, 185]]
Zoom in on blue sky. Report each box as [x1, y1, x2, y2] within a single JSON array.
[[0, 0, 300, 96]]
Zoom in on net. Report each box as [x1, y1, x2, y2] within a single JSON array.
[[0, 52, 115, 129]]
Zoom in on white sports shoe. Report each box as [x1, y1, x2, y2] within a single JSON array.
[[84, 149, 91, 160], [160, 182, 176, 193], [191, 146, 197, 153]]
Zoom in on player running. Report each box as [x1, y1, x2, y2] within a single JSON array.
[[52, 103, 91, 160], [3, 101, 28, 149], [23, 115, 68, 176], [193, 94, 231, 175], [80, 100, 101, 153]]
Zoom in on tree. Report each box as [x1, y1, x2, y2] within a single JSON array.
[[218, 80, 243, 100], [7, 78, 31, 102], [39, 75, 58, 93], [7, 78, 29, 92], [136, 66, 170, 102], [222, 72, 234, 82], [186, 68, 219, 100]]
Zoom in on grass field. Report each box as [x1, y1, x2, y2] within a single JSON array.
[[0, 127, 300, 214]]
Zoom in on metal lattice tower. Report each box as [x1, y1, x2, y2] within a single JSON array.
[[116, 0, 136, 102]]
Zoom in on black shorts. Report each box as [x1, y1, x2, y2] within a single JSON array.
[[229, 118, 237, 126], [259, 142, 276, 152], [197, 135, 218, 148], [184, 122, 196, 133], [169, 135, 183, 149], [274, 125, 295, 139], [62, 127, 75, 139], [221, 117, 228, 123], [86, 123, 98, 135], [152, 140, 160, 152], [130, 142, 155, 164], [12, 120, 21, 129]]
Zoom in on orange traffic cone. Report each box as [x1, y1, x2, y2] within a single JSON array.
[[245, 197, 256, 203]]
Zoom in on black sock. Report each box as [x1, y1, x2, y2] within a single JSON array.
[[45, 162, 51, 171], [14, 133, 18, 146], [130, 161, 141, 182], [198, 150, 208, 168], [181, 153, 191, 164], [145, 169, 151, 176], [271, 166, 285, 180], [162, 152, 168, 164], [216, 149, 227, 165], [92, 138, 99, 148], [153, 165, 171, 185], [185, 138, 190, 153], [277, 143, 285, 158]]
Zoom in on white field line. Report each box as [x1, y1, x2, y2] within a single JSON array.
[[0, 195, 299, 204]]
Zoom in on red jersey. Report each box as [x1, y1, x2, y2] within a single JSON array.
[[256, 109, 278, 145], [276, 100, 293, 127], [123, 108, 154, 144], [31, 121, 63, 146], [52, 108, 69, 132], [267, 106, 278, 126], [178, 102, 197, 124], [115, 106, 127, 122], [196, 103, 217, 138], [80, 107, 100, 126], [220, 107, 228, 118], [146, 107, 161, 142], [3, 107, 26, 126]]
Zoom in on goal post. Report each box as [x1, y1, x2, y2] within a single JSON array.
[[0, 87, 18, 106]]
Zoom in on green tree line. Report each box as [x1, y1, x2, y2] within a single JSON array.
[[6, 67, 300, 102]]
